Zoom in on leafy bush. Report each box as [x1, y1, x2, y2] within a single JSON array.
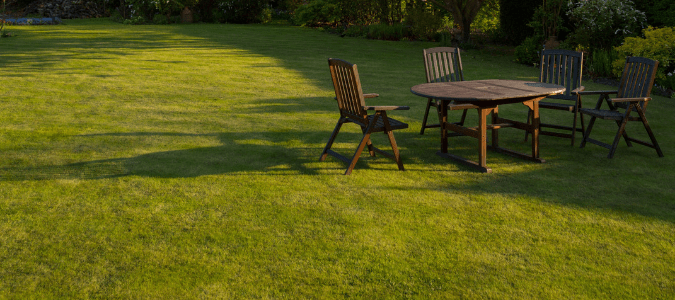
[[213, 0, 269, 24], [366, 23, 407, 41], [153, 14, 169, 24], [260, 7, 273, 24], [634, 0, 675, 27], [587, 49, 618, 78], [514, 35, 543, 65], [342, 25, 368, 38], [566, 0, 646, 51], [405, 2, 444, 41], [292, 0, 340, 27], [613, 26, 675, 90], [124, 0, 156, 19], [123, 15, 147, 25]]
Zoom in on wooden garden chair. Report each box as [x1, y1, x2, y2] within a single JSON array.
[[321, 58, 410, 175], [578, 56, 663, 158], [524, 49, 585, 145], [420, 47, 478, 135]]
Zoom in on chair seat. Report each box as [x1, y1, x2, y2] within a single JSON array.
[[366, 114, 409, 131], [579, 108, 624, 120], [539, 101, 575, 111]]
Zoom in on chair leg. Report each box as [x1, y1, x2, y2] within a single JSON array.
[[571, 109, 578, 146], [608, 116, 630, 159], [420, 98, 434, 135], [345, 131, 372, 175], [320, 117, 346, 161], [636, 105, 664, 157], [524, 109, 532, 142], [615, 119, 633, 147], [458, 108, 469, 126], [580, 115, 597, 148], [345, 115, 380, 175], [385, 129, 404, 171], [361, 126, 375, 157]]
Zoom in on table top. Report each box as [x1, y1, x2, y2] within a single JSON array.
[[410, 79, 565, 104]]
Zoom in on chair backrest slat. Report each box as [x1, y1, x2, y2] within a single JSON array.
[[328, 58, 367, 118], [539, 49, 583, 101], [616, 56, 659, 110], [423, 47, 464, 84]]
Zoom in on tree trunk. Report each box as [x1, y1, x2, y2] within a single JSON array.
[[428, 0, 486, 43]]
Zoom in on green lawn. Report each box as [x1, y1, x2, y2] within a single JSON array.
[[1, 19, 674, 299]]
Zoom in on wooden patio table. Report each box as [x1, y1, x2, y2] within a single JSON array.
[[410, 79, 566, 173]]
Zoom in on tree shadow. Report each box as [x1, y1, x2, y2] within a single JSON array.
[[0, 129, 428, 181]]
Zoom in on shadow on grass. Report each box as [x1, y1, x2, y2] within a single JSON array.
[[0, 130, 427, 180]]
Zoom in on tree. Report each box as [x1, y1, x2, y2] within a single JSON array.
[[427, 0, 491, 43]]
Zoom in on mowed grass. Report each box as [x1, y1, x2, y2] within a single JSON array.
[[0, 19, 674, 298]]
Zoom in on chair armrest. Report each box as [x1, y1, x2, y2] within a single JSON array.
[[575, 90, 617, 96], [364, 93, 379, 98], [571, 86, 585, 93], [611, 97, 651, 103], [363, 105, 410, 111]]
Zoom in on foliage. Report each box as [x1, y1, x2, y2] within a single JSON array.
[[613, 26, 675, 89], [342, 25, 368, 37], [405, 1, 444, 41], [634, 0, 675, 27], [566, 0, 646, 51], [514, 35, 543, 65], [472, 0, 499, 33], [152, 0, 185, 18], [213, 0, 270, 23], [427, 0, 493, 43], [366, 23, 407, 41], [587, 49, 618, 78], [292, 0, 340, 27], [528, 0, 566, 38], [123, 0, 157, 19], [109, 9, 124, 22], [123, 15, 147, 24], [153, 13, 169, 24], [499, 0, 538, 45], [260, 7, 274, 24]]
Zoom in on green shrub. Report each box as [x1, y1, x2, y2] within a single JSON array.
[[124, 0, 156, 20], [366, 23, 407, 41], [292, 0, 340, 27], [405, 2, 444, 41], [613, 26, 675, 90], [514, 35, 543, 65], [342, 25, 368, 38], [153, 14, 169, 24], [635, 0, 675, 27], [123, 15, 147, 25], [587, 49, 618, 78], [567, 0, 646, 51], [217, 0, 269, 24], [109, 9, 124, 23], [260, 7, 273, 24]]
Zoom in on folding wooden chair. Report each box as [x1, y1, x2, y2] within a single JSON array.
[[420, 47, 478, 135], [320, 58, 410, 175], [524, 49, 585, 145], [578, 56, 663, 158]]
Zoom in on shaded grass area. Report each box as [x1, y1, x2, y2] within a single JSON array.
[[0, 19, 674, 298]]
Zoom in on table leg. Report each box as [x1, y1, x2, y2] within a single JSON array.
[[478, 108, 490, 169], [491, 106, 499, 148], [440, 100, 449, 154], [531, 100, 540, 158]]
